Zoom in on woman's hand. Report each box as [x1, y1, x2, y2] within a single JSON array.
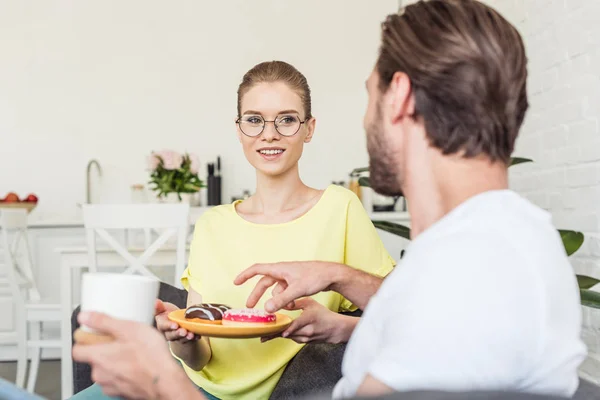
[[155, 300, 199, 343], [72, 312, 203, 400], [262, 298, 358, 344]]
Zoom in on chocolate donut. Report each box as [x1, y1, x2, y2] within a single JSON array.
[[185, 303, 231, 322]]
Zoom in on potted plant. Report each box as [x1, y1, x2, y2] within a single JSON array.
[[354, 157, 600, 309], [147, 150, 204, 203]]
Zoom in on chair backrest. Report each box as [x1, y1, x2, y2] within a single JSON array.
[[0, 209, 41, 307], [82, 204, 190, 285]]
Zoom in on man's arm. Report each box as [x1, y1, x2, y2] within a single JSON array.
[[235, 261, 383, 312], [329, 263, 383, 310]]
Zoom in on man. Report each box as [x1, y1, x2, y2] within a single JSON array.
[[72, 1, 586, 399], [235, 0, 586, 398]]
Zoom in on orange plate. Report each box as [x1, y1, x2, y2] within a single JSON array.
[[168, 309, 292, 339]]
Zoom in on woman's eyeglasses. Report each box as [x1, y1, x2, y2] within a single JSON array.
[[236, 114, 307, 137]]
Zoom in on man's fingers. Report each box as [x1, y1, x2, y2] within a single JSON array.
[[234, 263, 285, 286], [265, 287, 312, 313], [246, 276, 278, 308], [78, 312, 130, 339], [72, 342, 113, 364], [273, 282, 287, 296], [265, 286, 307, 313], [285, 297, 312, 311]]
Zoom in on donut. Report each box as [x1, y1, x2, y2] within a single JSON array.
[[222, 308, 276, 327], [185, 303, 231, 324]]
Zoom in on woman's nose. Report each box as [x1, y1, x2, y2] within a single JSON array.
[[261, 121, 280, 142]]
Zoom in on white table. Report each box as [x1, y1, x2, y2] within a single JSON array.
[[57, 246, 190, 399]]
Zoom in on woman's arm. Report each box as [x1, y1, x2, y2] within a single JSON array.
[[264, 297, 360, 344], [169, 287, 212, 371]]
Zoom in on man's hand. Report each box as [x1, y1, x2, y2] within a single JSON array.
[[261, 298, 358, 344], [234, 261, 342, 313], [72, 312, 202, 400]]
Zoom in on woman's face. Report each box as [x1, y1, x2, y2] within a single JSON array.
[[237, 82, 315, 177]]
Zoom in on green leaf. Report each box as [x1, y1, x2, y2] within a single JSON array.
[[577, 274, 600, 289], [352, 167, 370, 175], [372, 220, 411, 240], [358, 177, 370, 187], [580, 289, 600, 309], [509, 157, 533, 167], [559, 229, 584, 256]]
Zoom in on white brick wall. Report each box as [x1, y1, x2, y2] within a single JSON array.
[[483, 0, 600, 384]]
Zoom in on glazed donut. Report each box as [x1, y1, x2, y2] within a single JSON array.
[[184, 303, 231, 324]]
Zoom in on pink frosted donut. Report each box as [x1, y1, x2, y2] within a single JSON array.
[[222, 308, 276, 327]]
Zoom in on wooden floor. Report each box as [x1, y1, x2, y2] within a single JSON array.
[[0, 360, 61, 400]]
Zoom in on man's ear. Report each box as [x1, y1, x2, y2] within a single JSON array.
[[304, 117, 316, 143], [387, 71, 415, 124]]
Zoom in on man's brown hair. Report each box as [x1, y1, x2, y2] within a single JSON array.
[[377, 0, 528, 163]]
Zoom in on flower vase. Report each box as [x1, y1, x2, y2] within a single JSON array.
[[160, 192, 192, 204]]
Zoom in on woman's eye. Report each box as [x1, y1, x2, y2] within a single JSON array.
[[245, 117, 263, 124], [278, 116, 298, 125]]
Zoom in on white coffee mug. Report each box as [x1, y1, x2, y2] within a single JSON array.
[[80, 273, 160, 333]]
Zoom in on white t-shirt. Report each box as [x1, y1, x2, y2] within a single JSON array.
[[333, 190, 586, 398]]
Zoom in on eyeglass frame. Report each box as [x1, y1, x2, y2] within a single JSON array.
[[235, 113, 310, 137]]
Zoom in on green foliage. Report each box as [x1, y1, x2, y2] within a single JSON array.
[[148, 153, 204, 200]]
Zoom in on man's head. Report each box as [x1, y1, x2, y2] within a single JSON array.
[[364, 0, 528, 196]]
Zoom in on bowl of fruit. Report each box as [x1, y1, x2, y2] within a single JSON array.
[[0, 193, 38, 213]]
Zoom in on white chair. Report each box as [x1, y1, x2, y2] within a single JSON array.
[[0, 209, 62, 394], [82, 204, 190, 286]]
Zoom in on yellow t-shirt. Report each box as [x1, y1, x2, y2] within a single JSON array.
[[179, 185, 395, 400]]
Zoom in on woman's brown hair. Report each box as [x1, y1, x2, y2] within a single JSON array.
[[237, 61, 312, 119]]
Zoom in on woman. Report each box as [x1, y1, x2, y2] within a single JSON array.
[[73, 61, 394, 400]]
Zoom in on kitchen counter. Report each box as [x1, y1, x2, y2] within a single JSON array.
[[26, 207, 411, 229], [26, 206, 214, 229]]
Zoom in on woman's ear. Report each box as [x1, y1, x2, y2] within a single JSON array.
[[235, 118, 243, 143], [304, 117, 316, 143]]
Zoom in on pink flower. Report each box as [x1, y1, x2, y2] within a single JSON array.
[[189, 153, 200, 175], [147, 153, 160, 171], [159, 150, 183, 170]]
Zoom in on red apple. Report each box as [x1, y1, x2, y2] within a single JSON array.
[[24, 194, 38, 203], [3, 193, 19, 203]]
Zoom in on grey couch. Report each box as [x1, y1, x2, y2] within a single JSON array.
[[71, 282, 600, 400], [71, 282, 348, 399]]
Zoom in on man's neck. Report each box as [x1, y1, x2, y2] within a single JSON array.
[[404, 156, 509, 239]]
